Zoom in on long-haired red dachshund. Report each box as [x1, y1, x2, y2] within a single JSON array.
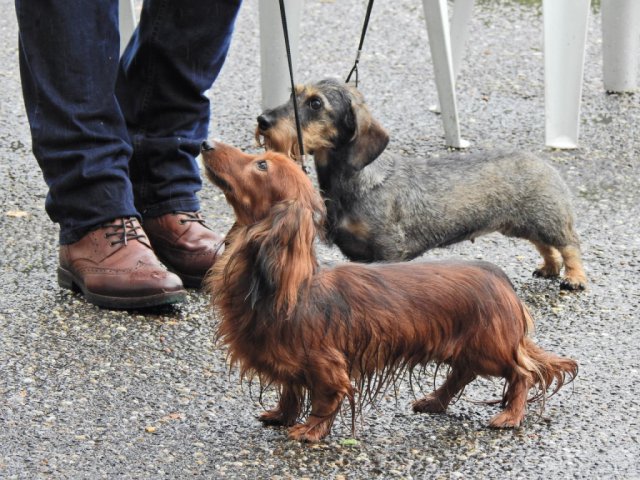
[[202, 140, 578, 443]]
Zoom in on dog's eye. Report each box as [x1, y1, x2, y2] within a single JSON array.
[[308, 97, 322, 110], [256, 160, 268, 171]]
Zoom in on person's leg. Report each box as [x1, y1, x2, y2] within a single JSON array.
[[116, 0, 243, 217], [15, 0, 138, 245], [116, 0, 241, 287], [15, 0, 186, 307]]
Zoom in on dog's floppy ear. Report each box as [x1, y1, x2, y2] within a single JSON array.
[[250, 200, 319, 316], [346, 86, 390, 170]]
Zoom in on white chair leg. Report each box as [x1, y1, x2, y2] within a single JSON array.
[[422, 0, 469, 148], [119, 0, 137, 56], [602, 0, 640, 92], [430, 0, 475, 114], [543, 0, 590, 149], [259, 0, 304, 110]]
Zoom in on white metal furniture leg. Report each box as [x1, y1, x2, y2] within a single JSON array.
[[259, 0, 304, 110], [422, 0, 469, 148], [119, 0, 137, 56], [543, 0, 590, 149], [602, 0, 640, 92]]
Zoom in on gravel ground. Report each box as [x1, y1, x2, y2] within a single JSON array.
[[1, 0, 639, 478]]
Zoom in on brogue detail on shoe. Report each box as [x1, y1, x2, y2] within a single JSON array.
[[58, 217, 186, 309]]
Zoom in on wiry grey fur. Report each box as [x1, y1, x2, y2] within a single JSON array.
[[256, 78, 587, 290]]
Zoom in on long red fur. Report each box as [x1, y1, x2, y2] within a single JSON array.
[[203, 141, 578, 442]]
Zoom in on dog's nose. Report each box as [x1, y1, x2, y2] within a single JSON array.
[[257, 114, 272, 131], [201, 140, 215, 151]]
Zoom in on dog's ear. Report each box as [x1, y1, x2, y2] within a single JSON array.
[[346, 87, 390, 170], [250, 200, 319, 316]]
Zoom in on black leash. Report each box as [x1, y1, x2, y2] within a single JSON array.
[[345, 0, 375, 87], [278, 0, 308, 172], [277, 0, 374, 169]]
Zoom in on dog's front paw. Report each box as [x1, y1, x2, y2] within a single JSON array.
[[412, 396, 447, 414], [532, 267, 560, 279], [488, 410, 524, 429], [559, 276, 587, 291], [259, 409, 297, 427], [288, 420, 331, 442]]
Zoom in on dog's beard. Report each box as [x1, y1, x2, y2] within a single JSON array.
[[255, 127, 303, 166]]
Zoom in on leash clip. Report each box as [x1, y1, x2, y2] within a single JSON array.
[[345, 0, 374, 88]]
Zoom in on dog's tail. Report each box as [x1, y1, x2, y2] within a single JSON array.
[[514, 307, 578, 404]]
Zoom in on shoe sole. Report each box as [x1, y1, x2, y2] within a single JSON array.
[[57, 267, 187, 310]]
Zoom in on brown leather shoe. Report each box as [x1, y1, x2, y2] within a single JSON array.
[[143, 211, 225, 288], [58, 217, 186, 309]]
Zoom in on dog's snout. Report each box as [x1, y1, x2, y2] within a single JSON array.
[[257, 114, 273, 131], [201, 140, 215, 152]]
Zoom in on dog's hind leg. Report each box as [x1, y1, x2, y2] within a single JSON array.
[[557, 244, 587, 291], [412, 366, 476, 414], [532, 242, 563, 278], [489, 374, 531, 428], [259, 383, 304, 427]]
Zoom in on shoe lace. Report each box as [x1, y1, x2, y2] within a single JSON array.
[[103, 217, 146, 246], [175, 211, 207, 226]]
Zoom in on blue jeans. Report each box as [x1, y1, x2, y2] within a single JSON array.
[[15, 0, 242, 244]]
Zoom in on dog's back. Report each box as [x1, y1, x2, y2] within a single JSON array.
[[331, 149, 574, 261], [308, 259, 526, 365]]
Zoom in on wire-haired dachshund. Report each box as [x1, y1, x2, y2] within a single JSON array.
[[202, 140, 577, 442], [255, 78, 588, 291]]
